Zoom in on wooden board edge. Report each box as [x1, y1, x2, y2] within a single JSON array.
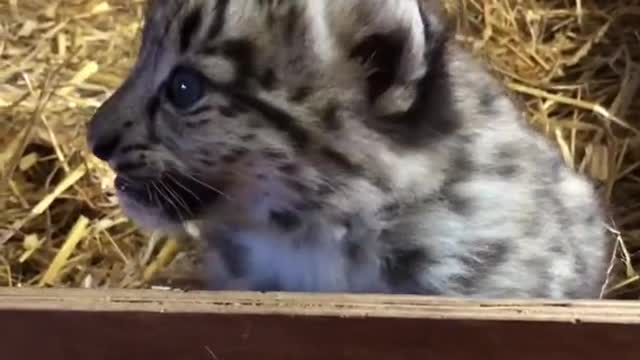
[[1, 287, 639, 324]]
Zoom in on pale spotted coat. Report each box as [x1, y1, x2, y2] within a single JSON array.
[[87, 0, 611, 298]]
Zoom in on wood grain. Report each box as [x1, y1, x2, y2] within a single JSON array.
[[0, 288, 638, 360]]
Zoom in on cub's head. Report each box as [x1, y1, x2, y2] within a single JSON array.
[[87, 0, 455, 233]]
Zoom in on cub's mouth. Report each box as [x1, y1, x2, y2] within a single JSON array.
[[114, 171, 224, 222]]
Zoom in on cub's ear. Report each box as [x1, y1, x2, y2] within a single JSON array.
[[329, 0, 449, 113]]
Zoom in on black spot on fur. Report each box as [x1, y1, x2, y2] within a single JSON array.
[[231, 147, 249, 157], [440, 148, 474, 214], [479, 90, 497, 114], [240, 134, 256, 141], [206, 0, 230, 40], [219, 149, 246, 164], [270, 209, 301, 231], [550, 243, 566, 255], [496, 164, 519, 177], [381, 203, 403, 219], [221, 153, 240, 163], [259, 68, 277, 89], [383, 242, 430, 285], [123, 121, 133, 129], [493, 145, 521, 176], [345, 241, 362, 262], [574, 252, 587, 277], [180, 6, 203, 52], [321, 102, 341, 131], [289, 86, 312, 102], [496, 144, 517, 162]]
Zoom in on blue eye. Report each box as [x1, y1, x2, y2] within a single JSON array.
[[166, 67, 205, 109]]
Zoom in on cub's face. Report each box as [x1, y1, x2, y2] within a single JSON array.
[[87, 0, 451, 232]]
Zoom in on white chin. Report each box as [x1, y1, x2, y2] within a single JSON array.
[[117, 192, 182, 233]]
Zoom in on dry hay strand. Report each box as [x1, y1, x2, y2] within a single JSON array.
[[0, 0, 639, 298]]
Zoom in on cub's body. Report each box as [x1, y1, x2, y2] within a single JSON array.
[[87, 0, 610, 298]]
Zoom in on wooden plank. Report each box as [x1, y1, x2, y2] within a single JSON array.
[[0, 288, 638, 360]]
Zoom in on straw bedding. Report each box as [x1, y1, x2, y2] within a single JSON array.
[[0, 0, 639, 298]]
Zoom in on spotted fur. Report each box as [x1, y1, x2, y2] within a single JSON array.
[[87, 0, 611, 298]]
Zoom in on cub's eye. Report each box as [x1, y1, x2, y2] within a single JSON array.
[[166, 67, 205, 109]]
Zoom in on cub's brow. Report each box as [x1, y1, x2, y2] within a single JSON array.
[[177, 0, 231, 54]]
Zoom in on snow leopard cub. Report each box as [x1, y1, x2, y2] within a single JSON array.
[[87, 0, 611, 298]]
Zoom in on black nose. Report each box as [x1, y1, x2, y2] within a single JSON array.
[[90, 132, 121, 161], [87, 110, 122, 161]]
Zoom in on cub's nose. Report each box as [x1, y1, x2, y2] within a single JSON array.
[[87, 108, 122, 161]]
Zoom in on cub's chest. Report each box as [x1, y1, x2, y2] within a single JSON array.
[[218, 229, 384, 293]]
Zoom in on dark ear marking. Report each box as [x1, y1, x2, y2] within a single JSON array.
[[349, 30, 407, 102], [370, 24, 458, 146], [180, 6, 203, 52]]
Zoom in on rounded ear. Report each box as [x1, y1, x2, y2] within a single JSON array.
[[329, 0, 449, 113]]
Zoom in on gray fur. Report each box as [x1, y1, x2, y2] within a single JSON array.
[[87, 0, 611, 299]]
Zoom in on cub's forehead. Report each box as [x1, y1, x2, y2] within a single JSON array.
[[142, 0, 273, 39]]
